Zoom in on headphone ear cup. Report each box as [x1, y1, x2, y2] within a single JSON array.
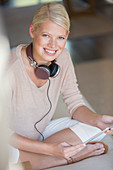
[[49, 63, 60, 78], [35, 65, 50, 80]]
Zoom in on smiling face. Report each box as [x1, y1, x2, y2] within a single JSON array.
[[29, 20, 68, 65]]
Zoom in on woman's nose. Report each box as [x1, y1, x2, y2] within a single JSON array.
[[48, 38, 57, 48]]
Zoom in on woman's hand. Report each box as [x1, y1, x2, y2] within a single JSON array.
[[97, 115, 113, 135], [46, 142, 86, 159]]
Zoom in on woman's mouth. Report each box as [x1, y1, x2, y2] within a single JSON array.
[[44, 48, 57, 55]]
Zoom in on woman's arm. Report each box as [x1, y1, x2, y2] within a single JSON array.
[[72, 105, 99, 127], [9, 132, 86, 159], [72, 105, 113, 133], [9, 133, 52, 155]]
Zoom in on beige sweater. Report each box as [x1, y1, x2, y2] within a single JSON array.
[[7, 44, 84, 140]]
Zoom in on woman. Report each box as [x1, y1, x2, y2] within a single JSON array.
[[8, 2, 113, 169]]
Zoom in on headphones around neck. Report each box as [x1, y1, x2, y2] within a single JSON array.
[[26, 43, 60, 80]]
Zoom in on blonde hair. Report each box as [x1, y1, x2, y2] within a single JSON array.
[[32, 2, 70, 32]]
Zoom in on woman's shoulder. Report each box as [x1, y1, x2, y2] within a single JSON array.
[[8, 44, 27, 71], [6, 44, 27, 84], [10, 44, 26, 62]]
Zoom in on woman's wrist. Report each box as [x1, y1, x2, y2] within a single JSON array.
[[41, 142, 54, 156], [88, 113, 102, 128]]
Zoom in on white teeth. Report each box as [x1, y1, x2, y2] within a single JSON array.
[[45, 49, 56, 54]]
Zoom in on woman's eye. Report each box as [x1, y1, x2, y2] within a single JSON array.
[[59, 37, 65, 40], [42, 34, 49, 37]]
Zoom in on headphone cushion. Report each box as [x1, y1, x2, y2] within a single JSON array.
[[49, 63, 60, 77], [35, 65, 50, 80]]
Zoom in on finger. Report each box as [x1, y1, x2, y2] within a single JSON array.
[[72, 145, 86, 154], [61, 142, 71, 147], [73, 143, 86, 149], [65, 143, 86, 152], [70, 143, 86, 152], [65, 146, 86, 159], [64, 144, 86, 158], [102, 115, 113, 123]]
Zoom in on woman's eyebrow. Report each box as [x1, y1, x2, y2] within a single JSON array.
[[41, 31, 66, 37]]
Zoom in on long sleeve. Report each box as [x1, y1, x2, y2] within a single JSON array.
[[60, 49, 85, 116]]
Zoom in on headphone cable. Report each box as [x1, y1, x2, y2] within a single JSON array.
[[34, 79, 52, 141]]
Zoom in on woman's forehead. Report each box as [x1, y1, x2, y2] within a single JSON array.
[[36, 20, 67, 35]]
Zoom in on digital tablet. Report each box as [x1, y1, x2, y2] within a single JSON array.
[[84, 124, 113, 144]]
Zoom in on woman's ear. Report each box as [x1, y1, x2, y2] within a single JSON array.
[[29, 24, 34, 38]]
